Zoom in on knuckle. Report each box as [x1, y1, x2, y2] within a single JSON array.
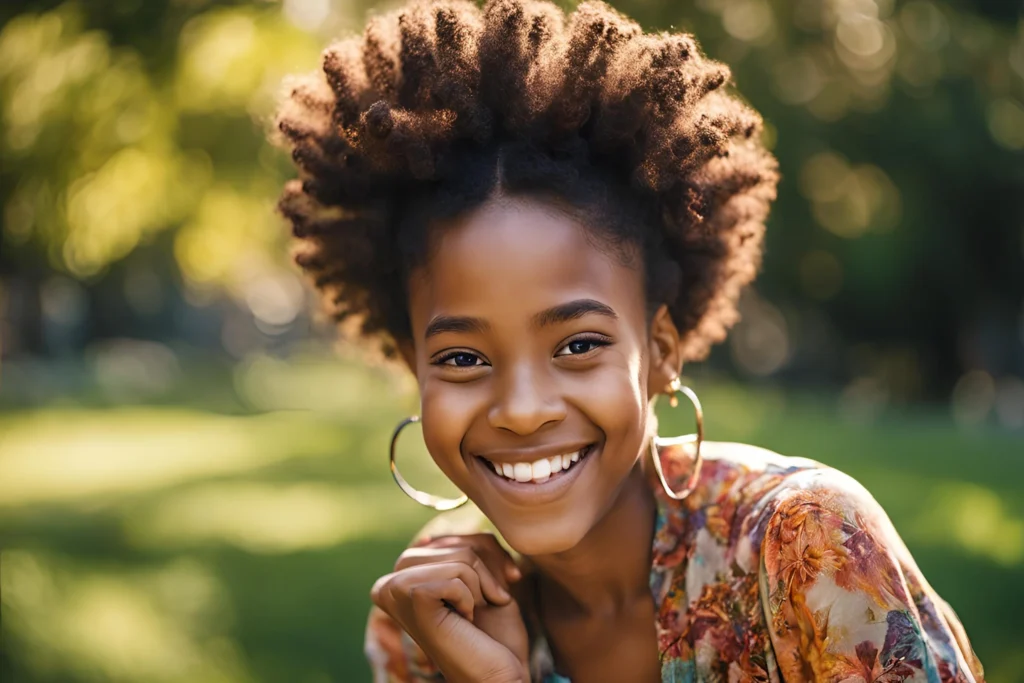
[[407, 585, 432, 608], [460, 548, 483, 569], [394, 548, 424, 570], [424, 535, 458, 549], [408, 581, 438, 602], [469, 555, 490, 578], [370, 574, 391, 601], [370, 577, 400, 613]]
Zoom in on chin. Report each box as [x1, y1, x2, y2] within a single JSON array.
[[491, 513, 593, 557]]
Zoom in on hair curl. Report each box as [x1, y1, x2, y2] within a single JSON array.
[[275, 0, 778, 361]]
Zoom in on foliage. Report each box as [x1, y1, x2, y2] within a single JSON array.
[[0, 1, 317, 294], [1, 0, 1022, 399]]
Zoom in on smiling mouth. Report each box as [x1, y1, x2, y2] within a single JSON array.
[[478, 444, 595, 485]]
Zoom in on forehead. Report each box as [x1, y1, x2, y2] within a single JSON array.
[[407, 197, 645, 331]]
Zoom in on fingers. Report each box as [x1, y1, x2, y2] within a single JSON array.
[[396, 546, 512, 606], [370, 535, 532, 683], [419, 578, 475, 623], [422, 533, 523, 584], [372, 561, 487, 622]]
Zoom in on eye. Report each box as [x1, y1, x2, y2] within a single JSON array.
[[435, 351, 486, 368], [555, 336, 610, 357]]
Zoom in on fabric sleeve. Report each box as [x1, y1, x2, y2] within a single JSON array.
[[364, 605, 443, 683], [758, 468, 986, 683]]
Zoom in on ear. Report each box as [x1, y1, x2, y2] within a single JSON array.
[[646, 304, 683, 402], [397, 339, 418, 377]]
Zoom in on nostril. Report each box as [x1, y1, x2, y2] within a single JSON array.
[[487, 370, 568, 435], [487, 399, 567, 435]]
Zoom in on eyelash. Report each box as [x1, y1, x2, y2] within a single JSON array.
[[554, 334, 612, 357], [431, 335, 612, 368], [433, 350, 486, 368]]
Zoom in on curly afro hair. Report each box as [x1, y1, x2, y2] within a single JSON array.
[[275, 0, 778, 362]]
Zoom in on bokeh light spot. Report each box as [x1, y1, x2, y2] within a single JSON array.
[[951, 370, 996, 426], [729, 293, 790, 377], [987, 97, 1024, 150]]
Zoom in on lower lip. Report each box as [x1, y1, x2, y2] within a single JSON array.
[[474, 445, 597, 506]]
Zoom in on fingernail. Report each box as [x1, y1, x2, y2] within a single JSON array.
[[507, 564, 522, 581]]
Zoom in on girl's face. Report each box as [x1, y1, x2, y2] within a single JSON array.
[[404, 196, 679, 556]]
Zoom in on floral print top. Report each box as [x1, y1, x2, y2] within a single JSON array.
[[365, 438, 985, 682]]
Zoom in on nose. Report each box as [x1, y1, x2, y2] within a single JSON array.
[[488, 364, 567, 435]]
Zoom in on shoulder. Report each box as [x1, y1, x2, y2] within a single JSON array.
[[755, 461, 917, 596], [655, 438, 830, 528], [666, 442, 984, 681], [747, 456, 986, 681], [683, 442, 921, 619], [659, 438, 827, 501], [649, 438, 833, 579], [658, 439, 885, 533]]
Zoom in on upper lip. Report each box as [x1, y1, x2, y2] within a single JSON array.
[[474, 442, 594, 465]]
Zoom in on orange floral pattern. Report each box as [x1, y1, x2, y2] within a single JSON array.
[[365, 440, 985, 682]]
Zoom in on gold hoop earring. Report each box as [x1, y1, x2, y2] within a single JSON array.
[[649, 377, 704, 501], [390, 416, 468, 511]]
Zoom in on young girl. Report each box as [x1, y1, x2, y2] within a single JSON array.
[[275, 0, 985, 680]]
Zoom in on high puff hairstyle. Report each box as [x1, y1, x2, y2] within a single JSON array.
[[275, 0, 779, 362]]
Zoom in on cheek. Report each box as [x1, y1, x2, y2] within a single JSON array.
[[573, 357, 649, 455], [418, 382, 478, 479]]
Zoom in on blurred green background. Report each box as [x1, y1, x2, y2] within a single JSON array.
[[0, 0, 1021, 681]]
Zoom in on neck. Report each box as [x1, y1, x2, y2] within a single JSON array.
[[526, 461, 657, 618]]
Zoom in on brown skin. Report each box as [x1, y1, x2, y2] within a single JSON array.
[[371, 196, 684, 683]]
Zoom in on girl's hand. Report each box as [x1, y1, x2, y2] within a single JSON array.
[[370, 533, 531, 683]]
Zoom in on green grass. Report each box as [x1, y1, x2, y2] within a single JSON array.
[[1, 354, 1021, 682]]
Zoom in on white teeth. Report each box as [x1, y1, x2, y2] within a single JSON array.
[[532, 458, 551, 481], [488, 447, 590, 483]]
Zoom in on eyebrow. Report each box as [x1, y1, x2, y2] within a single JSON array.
[[423, 298, 618, 340], [424, 315, 490, 339], [532, 299, 619, 328]]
